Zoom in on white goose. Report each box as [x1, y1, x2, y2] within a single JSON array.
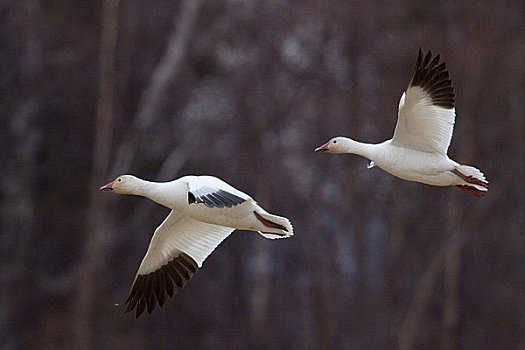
[[315, 48, 488, 197], [100, 174, 293, 317]]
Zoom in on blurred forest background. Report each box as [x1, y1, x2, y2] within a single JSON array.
[[2, 0, 525, 349]]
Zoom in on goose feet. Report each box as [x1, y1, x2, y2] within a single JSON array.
[[254, 211, 287, 235], [456, 185, 484, 197], [451, 168, 489, 188]]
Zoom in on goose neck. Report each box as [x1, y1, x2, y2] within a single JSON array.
[[342, 139, 376, 159], [133, 179, 172, 208]]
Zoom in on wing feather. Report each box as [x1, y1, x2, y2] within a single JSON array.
[[392, 48, 456, 155], [124, 211, 234, 317], [188, 177, 249, 208]]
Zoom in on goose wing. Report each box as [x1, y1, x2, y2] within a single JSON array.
[[187, 176, 249, 208], [392, 48, 456, 155], [124, 210, 234, 318]]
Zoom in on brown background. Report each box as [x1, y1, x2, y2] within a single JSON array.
[[2, 1, 524, 349]]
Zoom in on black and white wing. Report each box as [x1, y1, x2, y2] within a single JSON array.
[[123, 211, 234, 318], [392, 48, 456, 155], [187, 176, 249, 208]]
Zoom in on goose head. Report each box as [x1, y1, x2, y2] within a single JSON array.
[[100, 175, 140, 195], [315, 137, 351, 154]]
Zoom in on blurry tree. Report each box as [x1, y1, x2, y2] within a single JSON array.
[[73, 0, 120, 348], [1, 2, 43, 348]]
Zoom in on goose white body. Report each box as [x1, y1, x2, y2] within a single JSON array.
[[100, 174, 293, 317], [128, 176, 282, 232], [315, 49, 488, 196]]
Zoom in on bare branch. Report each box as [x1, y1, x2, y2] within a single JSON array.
[[111, 0, 204, 175], [73, 0, 120, 348], [397, 231, 468, 350]]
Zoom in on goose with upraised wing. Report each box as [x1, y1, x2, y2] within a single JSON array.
[[315, 48, 488, 197]]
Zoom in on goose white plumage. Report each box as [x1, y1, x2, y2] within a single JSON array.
[[100, 174, 293, 317], [315, 48, 488, 197]]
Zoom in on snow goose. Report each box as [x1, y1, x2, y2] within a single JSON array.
[[100, 174, 293, 317], [315, 48, 488, 197]]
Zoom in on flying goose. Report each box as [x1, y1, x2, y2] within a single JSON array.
[[315, 48, 488, 197], [100, 174, 293, 317]]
